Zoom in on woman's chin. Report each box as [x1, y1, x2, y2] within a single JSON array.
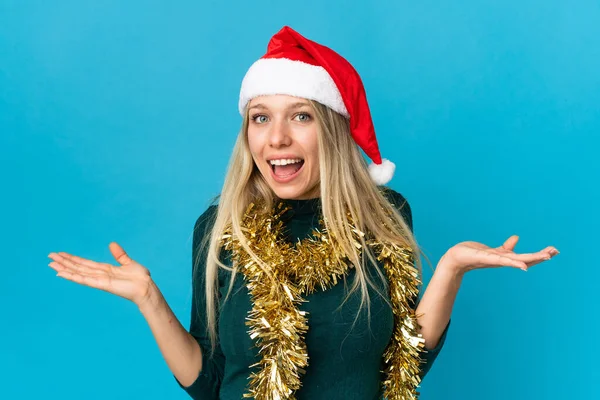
[[270, 182, 318, 200], [259, 166, 319, 200]]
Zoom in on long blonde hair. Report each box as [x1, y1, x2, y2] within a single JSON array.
[[195, 100, 426, 352]]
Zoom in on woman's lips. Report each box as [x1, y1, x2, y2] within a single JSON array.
[[269, 160, 305, 183]]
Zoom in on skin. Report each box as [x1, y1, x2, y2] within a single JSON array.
[[416, 236, 558, 349], [247, 94, 320, 200], [47, 94, 560, 382]]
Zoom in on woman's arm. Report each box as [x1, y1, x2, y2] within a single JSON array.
[[48, 205, 225, 399], [415, 235, 559, 350], [138, 283, 203, 387], [144, 205, 225, 398], [176, 205, 225, 398], [48, 246, 207, 389], [415, 256, 461, 350]]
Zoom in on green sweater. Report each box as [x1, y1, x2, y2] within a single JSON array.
[[177, 188, 449, 399]]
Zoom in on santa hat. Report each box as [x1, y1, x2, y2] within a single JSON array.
[[238, 26, 395, 185]]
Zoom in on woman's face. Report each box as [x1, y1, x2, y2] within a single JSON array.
[[247, 94, 320, 200]]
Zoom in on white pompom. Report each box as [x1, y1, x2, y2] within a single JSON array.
[[368, 158, 395, 185]]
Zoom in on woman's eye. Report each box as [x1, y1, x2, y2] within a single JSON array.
[[252, 115, 268, 124], [294, 113, 312, 122]]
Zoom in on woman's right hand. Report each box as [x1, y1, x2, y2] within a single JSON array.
[[48, 242, 154, 307]]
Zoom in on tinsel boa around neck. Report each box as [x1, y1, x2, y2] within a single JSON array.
[[220, 200, 425, 400]]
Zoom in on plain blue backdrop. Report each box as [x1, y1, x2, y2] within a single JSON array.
[[2, 0, 598, 399]]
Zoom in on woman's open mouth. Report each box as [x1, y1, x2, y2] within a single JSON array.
[[269, 158, 305, 183]]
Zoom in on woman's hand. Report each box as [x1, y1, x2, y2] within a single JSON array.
[[48, 242, 154, 306], [440, 235, 559, 275]]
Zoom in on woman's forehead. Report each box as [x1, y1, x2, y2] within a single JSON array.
[[248, 95, 311, 110]]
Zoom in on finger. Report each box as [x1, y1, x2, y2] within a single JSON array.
[[49, 254, 109, 279], [109, 242, 133, 266], [48, 254, 82, 274], [50, 253, 92, 274], [49, 261, 107, 280], [541, 246, 560, 257], [525, 247, 560, 268], [500, 235, 519, 251], [55, 252, 110, 272], [48, 261, 65, 272], [482, 252, 528, 270], [525, 259, 546, 268], [502, 246, 559, 264], [500, 250, 552, 264], [56, 270, 111, 292]]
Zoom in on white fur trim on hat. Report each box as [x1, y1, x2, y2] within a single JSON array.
[[238, 58, 349, 117], [368, 158, 395, 185]]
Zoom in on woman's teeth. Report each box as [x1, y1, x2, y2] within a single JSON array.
[[269, 158, 303, 166], [269, 158, 305, 178]]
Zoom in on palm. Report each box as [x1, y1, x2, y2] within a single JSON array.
[[442, 235, 559, 273], [48, 242, 153, 305]]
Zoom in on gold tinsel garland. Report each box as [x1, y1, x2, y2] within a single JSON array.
[[220, 201, 425, 400]]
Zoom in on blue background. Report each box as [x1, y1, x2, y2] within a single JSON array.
[[2, 0, 598, 399]]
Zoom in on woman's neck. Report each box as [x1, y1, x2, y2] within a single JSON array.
[[280, 197, 321, 216]]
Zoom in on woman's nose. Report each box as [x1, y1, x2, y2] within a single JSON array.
[[268, 120, 292, 148]]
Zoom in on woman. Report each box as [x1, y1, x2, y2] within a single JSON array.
[[47, 26, 559, 400]]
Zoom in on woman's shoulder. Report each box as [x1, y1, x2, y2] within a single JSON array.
[[379, 186, 411, 213], [193, 204, 219, 241], [378, 186, 413, 232], [379, 186, 409, 206]]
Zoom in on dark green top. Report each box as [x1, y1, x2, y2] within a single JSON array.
[[176, 188, 449, 399]]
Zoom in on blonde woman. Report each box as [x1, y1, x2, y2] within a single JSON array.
[[48, 26, 559, 400]]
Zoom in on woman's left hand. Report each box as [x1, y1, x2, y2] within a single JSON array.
[[440, 235, 559, 275]]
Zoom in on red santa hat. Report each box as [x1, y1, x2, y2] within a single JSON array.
[[238, 26, 395, 185]]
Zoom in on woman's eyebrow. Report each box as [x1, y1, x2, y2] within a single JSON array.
[[287, 102, 311, 109], [248, 102, 311, 112], [248, 103, 267, 111]]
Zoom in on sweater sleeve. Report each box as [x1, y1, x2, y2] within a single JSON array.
[[175, 205, 225, 399], [381, 187, 450, 380]]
